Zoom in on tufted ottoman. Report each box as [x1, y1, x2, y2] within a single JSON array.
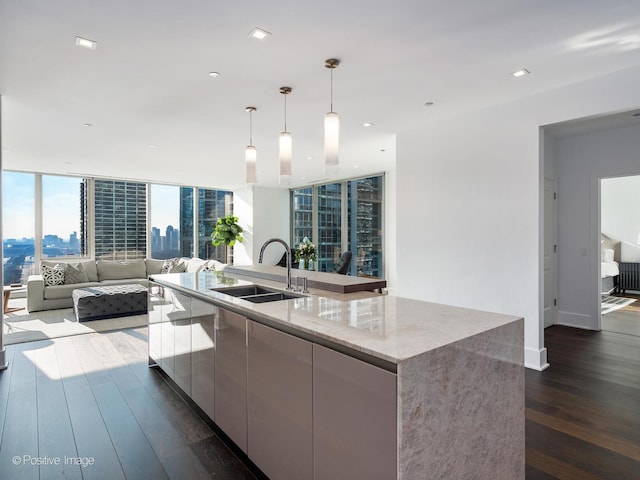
[[72, 284, 148, 322]]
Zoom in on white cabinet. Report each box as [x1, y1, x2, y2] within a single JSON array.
[[173, 291, 192, 395], [147, 282, 163, 364], [214, 308, 248, 452], [247, 321, 313, 480], [191, 298, 216, 420], [313, 344, 397, 480]]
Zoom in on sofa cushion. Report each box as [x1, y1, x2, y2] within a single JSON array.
[[202, 259, 226, 272], [44, 281, 101, 300], [42, 259, 99, 282], [100, 278, 149, 287], [64, 263, 90, 284], [97, 259, 147, 281], [145, 258, 164, 275], [161, 257, 188, 273], [41, 264, 65, 286], [186, 257, 207, 273]]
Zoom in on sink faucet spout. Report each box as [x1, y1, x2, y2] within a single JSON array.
[[258, 238, 293, 291]]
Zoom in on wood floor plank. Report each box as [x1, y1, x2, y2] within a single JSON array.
[[526, 326, 640, 479], [0, 342, 39, 480], [34, 343, 83, 480], [52, 337, 126, 480], [0, 344, 16, 443], [89, 379, 170, 480]]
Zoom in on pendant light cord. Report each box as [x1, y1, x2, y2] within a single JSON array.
[[249, 110, 253, 145], [284, 93, 287, 131], [330, 67, 334, 112]]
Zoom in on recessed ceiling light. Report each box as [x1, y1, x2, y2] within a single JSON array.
[[424, 102, 434, 107], [380, 149, 386, 152], [75, 36, 97, 50], [306, 156, 313, 160], [148, 144, 157, 149], [512, 68, 530, 78], [209, 71, 220, 78], [300, 176, 306, 180], [354, 165, 360, 169], [83, 123, 93, 127], [249, 27, 271, 41], [362, 122, 374, 127]]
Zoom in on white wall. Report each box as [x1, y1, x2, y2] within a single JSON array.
[[601, 175, 640, 245], [233, 186, 290, 266], [556, 125, 640, 330], [396, 64, 640, 371]]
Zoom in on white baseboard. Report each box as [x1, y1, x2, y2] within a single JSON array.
[[557, 310, 596, 330], [525, 347, 549, 371]]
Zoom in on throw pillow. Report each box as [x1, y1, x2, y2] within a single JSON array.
[[169, 258, 187, 273], [161, 258, 177, 273], [42, 264, 65, 286], [64, 263, 89, 284]]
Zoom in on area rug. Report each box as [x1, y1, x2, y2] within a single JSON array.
[[601, 295, 637, 315], [3, 298, 148, 345]]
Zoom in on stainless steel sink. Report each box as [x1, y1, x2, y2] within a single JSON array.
[[210, 284, 304, 303]]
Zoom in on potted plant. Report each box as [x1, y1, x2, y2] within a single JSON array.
[[211, 215, 243, 264], [211, 215, 244, 246]]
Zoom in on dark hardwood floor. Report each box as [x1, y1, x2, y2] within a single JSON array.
[[0, 328, 255, 480], [1, 325, 638, 479], [526, 326, 640, 479]]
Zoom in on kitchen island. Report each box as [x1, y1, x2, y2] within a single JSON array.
[[148, 271, 524, 480]]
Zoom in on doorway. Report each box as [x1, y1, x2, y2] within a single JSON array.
[[599, 175, 640, 337]]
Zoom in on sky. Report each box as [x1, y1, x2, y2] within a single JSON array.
[[3, 172, 180, 240]]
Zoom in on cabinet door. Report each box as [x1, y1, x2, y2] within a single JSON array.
[[173, 291, 192, 395], [148, 282, 163, 364], [247, 321, 313, 480], [160, 289, 176, 380], [214, 309, 247, 452], [313, 344, 397, 480], [191, 298, 216, 420]]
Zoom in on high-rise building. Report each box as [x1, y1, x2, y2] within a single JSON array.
[[180, 187, 232, 262], [91, 179, 147, 260]]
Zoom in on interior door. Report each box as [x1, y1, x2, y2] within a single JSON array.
[[544, 177, 558, 328]]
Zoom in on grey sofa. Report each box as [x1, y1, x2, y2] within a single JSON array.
[[26, 257, 224, 312]]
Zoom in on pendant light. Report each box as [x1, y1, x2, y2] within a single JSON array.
[[279, 86, 292, 185], [245, 106, 257, 184], [324, 58, 340, 173]]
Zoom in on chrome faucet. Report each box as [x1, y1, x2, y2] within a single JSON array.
[[258, 238, 293, 291]]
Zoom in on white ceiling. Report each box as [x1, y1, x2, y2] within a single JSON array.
[[2, 0, 640, 189]]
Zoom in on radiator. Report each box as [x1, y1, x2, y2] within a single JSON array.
[[619, 262, 640, 292]]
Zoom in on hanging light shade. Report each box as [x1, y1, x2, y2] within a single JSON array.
[[245, 106, 257, 184], [279, 87, 292, 185], [324, 58, 340, 173]]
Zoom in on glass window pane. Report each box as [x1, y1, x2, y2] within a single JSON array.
[[151, 184, 183, 259], [42, 175, 87, 258], [317, 183, 342, 272], [94, 180, 147, 260], [292, 187, 313, 246], [198, 189, 233, 262], [2, 172, 35, 285], [179, 187, 194, 258], [348, 176, 383, 277]]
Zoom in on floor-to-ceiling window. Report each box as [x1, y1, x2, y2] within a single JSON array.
[[150, 184, 183, 259], [93, 180, 147, 260], [198, 188, 233, 262], [317, 183, 342, 272], [42, 175, 87, 258], [2, 171, 234, 268], [347, 176, 383, 277], [291, 174, 384, 276], [2, 172, 35, 285]]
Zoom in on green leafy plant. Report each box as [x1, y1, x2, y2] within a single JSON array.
[[211, 215, 244, 247]]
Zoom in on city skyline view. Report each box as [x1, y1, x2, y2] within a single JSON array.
[[3, 172, 181, 241]]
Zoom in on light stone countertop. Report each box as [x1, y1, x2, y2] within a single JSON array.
[[150, 271, 522, 365]]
